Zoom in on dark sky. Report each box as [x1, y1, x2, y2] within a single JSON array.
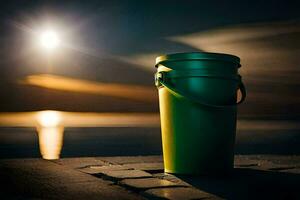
[[1, 0, 299, 55], [0, 0, 300, 119]]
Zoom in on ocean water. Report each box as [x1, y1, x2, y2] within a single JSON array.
[[0, 125, 299, 159]]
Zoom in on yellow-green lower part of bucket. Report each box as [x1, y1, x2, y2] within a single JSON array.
[[156, 52, 245, 175]]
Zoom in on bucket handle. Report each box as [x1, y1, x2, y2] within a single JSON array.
[[155, 71, 246, 108]]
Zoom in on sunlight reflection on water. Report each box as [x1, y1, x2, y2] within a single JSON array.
[[36, 111, 63, 160], [0, 110, 159, 159], [0, 111, 299, 159], [37, 126, 64, 160]]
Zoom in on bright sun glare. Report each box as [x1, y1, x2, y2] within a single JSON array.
[[40, 30, 60, 49], [37, 111, 61, 127]]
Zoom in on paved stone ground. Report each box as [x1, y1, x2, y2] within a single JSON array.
[[0, 155, 299, 200]]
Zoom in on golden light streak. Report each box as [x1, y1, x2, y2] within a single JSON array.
[[0, 111, 160, 127], [21, 74, 157, 102], [0, 111, 299, 130]]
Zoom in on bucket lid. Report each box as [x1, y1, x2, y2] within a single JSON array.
[[156, 52, 241, 67]]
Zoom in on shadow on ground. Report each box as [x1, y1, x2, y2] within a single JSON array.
[[178, 168, 300, 200]]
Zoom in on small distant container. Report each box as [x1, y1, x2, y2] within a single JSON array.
[[155, 52, 246, 175]]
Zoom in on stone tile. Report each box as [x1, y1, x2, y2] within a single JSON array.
[[267, 165, 299, 171], [234, 156, 259, 168], [99, 155, 163, 164], [120, 178, 184, 190], [277, 168, 300, 174], [101, 169, 152, 181], [153, 173, 191, 187], [45, 180, 144, 200], [122, 162, 164, 172], [235, 155, 300, 171], [244, 155, 300, 166], [252, 161, 296, 171], [52, 157, 107, 169], [78, 164, 133, 174], [234, 156, 288, 171], [143, 187, 222, 200]]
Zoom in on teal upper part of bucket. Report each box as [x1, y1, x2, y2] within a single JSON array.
[[155, 52, 246, 108], [156, 52, 241, 69]]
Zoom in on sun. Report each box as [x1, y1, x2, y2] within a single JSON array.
[[40, 30, 60, 50]]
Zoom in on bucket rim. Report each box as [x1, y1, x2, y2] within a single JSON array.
[[156, 52, 241, 67]]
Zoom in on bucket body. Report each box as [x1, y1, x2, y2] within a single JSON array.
[[155, 52, 245, 175]]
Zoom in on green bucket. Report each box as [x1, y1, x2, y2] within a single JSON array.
[[155, 52, 246, 175]]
